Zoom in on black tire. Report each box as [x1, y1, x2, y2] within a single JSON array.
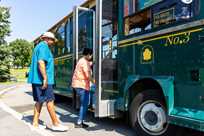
[[129, 90, 176, 136]]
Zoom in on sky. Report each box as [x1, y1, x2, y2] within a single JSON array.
[[0, 0, 85, 42]]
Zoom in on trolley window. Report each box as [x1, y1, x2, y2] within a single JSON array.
[[123, 0, 199, 36], [55, 22, 66, 56]]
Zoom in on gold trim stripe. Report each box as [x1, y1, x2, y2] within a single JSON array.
[[54, 54, 73, 60], [119, 28, 203, 48]]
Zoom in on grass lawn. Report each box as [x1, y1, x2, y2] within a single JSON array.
[[0, 68, 28, 84], [10, 68, 28, 82]]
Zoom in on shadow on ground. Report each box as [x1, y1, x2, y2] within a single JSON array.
[[23, 91, 204, 136]]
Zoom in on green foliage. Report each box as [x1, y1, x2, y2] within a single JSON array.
[[0, 6, 11, 82], [0, 7, 10, 45], [9, 39, 33, 68], [0, 66, 10, 82], [0, 44, 11, 81]]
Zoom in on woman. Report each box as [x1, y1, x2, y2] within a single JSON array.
[[72, 48, 94, 128]]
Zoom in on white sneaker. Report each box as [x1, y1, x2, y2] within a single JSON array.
[[51, 124, 68, 132], [38, 124, 47, 129], [30, 124, 46, 131]]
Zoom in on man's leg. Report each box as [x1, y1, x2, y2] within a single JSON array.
[[46, 100, 59, 126], [47, 100, 68, 131], [32, 102, 43, 127]]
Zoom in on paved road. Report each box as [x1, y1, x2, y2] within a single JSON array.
[[0, 84, 16, 91], [0, 83, 204, 136], [0, 84, 135, 136]]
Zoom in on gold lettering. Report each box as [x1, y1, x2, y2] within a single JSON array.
[[164, 32, 191, 47], [183, 32, 191, 44], [173, 37, 180, 45], [165, 36, 174, 46]]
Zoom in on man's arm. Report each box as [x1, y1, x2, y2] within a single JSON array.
[[38, 60, 48, 89]]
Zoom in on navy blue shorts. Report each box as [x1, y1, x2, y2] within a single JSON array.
[[32, 84, 55, 103]]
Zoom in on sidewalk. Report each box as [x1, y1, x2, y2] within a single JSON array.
[[0, 108, 42, 136]]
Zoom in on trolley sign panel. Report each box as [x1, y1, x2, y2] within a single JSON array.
[[153, 8, 175, 28]]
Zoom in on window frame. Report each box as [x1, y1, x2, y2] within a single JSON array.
[[122, 0, 200, 38], [55, 22, 66, 57], [65, 17, 73, 54], [123, 7, 152, 36]]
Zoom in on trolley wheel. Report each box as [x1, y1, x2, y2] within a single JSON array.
[[129, 90, 176, 136]]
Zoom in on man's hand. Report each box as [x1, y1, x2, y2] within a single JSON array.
[[42, 79, 48, 90]]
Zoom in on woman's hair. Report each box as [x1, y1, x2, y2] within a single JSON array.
[[83, 48, 93, 56]]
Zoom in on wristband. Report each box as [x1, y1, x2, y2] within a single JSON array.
[[43, 79, 47, 83]]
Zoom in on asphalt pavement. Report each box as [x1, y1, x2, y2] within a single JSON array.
[[0, 83, 204, 136], [0, 84, 135, 136]]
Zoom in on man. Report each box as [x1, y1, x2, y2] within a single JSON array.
[[28, 32, 68, 131], [72, 48, 93, 128]]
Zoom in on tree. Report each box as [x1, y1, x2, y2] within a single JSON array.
[[0, 44, 11, 81], [0, 7, 10, 45], [0, 6, 11, 81], [9, 39, 33, 68]]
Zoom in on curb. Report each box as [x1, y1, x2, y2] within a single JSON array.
[[0, 101, 55, 136], [0, 86, 17, 96]]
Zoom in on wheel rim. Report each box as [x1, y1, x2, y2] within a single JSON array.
[[137, 100, 168, 135]]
